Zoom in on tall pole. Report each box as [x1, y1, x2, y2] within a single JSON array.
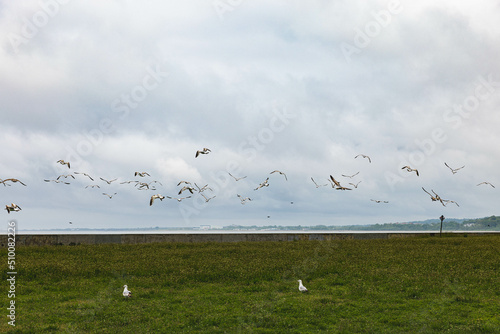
[[439, 215, 445, 237]]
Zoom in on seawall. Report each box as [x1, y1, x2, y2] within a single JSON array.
[[2, 232, 499, 247]]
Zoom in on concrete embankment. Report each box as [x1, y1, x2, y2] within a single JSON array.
[[2, 232, 499, 247]]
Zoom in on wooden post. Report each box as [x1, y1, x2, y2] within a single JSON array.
[[439, 215, 445, 237]]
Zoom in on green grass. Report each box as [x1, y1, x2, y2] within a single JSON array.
[[2, 235, 500, 333]]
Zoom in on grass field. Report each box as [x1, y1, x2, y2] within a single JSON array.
[[2, 235, 500, 333]]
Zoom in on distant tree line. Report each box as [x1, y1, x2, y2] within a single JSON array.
[[222, 216, 500, 231]]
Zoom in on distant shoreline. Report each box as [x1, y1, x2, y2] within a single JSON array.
[[6, 229, 500, 235]]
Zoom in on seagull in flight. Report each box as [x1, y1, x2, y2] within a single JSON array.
[[201, 193, 216, 202], [102, 193, 117, 199], [270, 170, 287, 181], [74, 172, 94, 181], [136, 182, 151, 190], [5, 203, 21, 214], [342, 172, 359, 178], [444, 162, 465, 174], [57, 160, 70, 168], [120, 180, 139, 185], [355, 154, 371, 163], [401, 165, 419, 176], [422, 187, 438, 202], [195, 183, 213, 193], [254, 178, 270, 190], [311, 177, 328, 188], [1, 178, 27, 186], [298, 280, 308, 293], [422, 188, 450, 206], [122, 285, 132, 297], [329, 175, 351, 190], [349, 181, 362, 189], [134, 172, 150, 177], [477, 182, 495, 188], [44, 179, 70, 185], [177, 180, 192, 186], [85, 184, 100, 189], [228, 172, 247, 181], [195, 147, 211, 158], [100, 177, 118, 184], [237, 194, 252, 205], [371, 199, 389, 203], [443, 199, 460, 207], [150, 194, 165, 206], [56, 174, 75, 180], [166, 196, 192, 202], [178, 185, 196, 195]]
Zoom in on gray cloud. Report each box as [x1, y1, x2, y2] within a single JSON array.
[[0, 0, 499, 230]]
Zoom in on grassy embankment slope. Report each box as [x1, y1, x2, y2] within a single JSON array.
[[1, 235, 500, 333]]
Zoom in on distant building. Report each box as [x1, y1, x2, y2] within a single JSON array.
[[200, 225, 211, 230]]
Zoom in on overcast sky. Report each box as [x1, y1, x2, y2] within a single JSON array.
[[1, 0, 499, 230]]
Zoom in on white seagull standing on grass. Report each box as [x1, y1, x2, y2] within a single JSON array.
[[123, 285, 132, 297], [298, 280, 308, 292]]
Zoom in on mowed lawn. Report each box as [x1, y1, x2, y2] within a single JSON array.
[[2, 235, 500, 333]]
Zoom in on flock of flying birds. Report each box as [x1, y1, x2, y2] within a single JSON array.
[[2, 149, 496, 216]]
